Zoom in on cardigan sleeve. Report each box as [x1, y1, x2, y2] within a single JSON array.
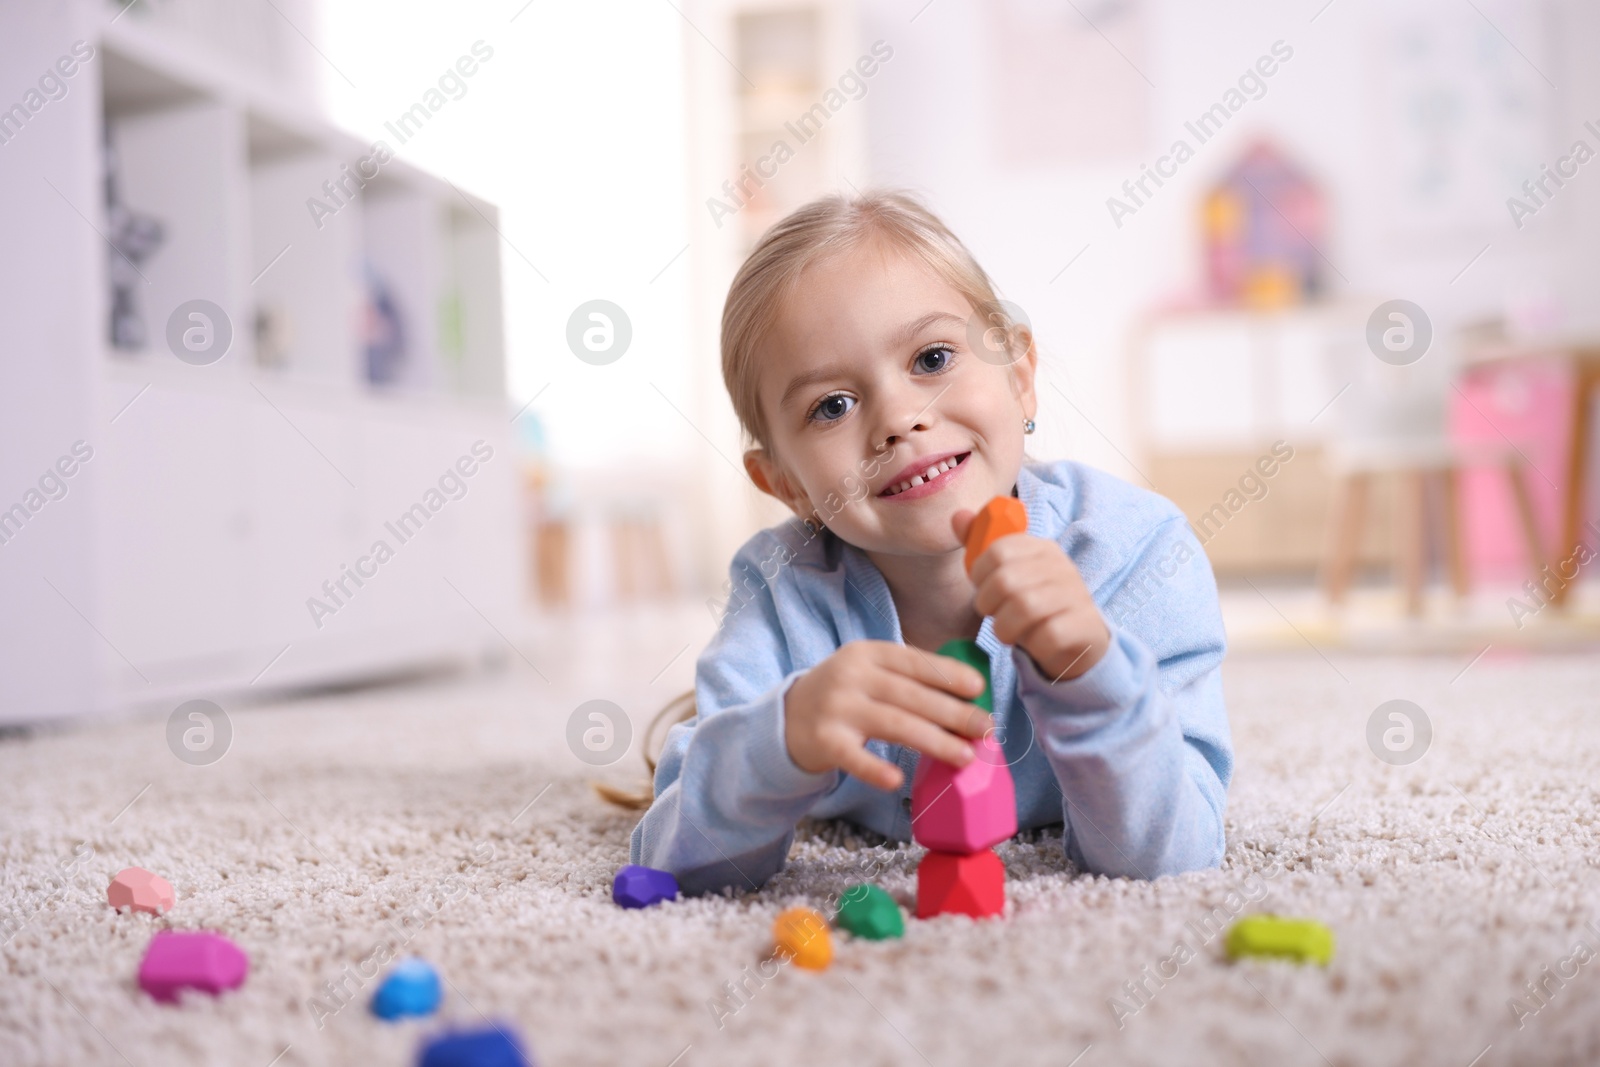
[[629, 536, 843, 895], [1012, 514, 1232, 878]]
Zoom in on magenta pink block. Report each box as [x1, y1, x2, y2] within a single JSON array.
[[911, 734, 1017, 854], [138, 931, 249, 1002]]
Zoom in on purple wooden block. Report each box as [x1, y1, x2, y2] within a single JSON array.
[[612, 865, 678, 909], [138, 931, 249, 1002]]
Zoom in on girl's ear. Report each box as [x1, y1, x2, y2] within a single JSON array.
[[744, 448, 811, 516], [1008, 324, 1040, 423]]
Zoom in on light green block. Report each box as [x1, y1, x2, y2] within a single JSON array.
[[1225, 914, 1335, 966]]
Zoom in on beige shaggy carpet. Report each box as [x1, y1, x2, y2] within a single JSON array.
[[3, 610, 1599, 1067]]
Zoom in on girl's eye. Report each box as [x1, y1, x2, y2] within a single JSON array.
[[914, 345, 954, 374], [809, 393, 855, 422]]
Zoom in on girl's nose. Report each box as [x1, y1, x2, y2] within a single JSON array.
[[870, 388, 935, 451]]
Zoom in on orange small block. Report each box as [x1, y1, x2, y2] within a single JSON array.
[[772, 907, 833, 971], [964, 496, 1028, 573]]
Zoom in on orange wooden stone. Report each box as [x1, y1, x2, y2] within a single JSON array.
[[772, 907, 833, 971], [964, 496, 1027, 573]]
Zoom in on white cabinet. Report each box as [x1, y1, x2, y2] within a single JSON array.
[[1129, 305, 1370, 574], [0, 3, 519, 722], [96, 383, 256, 684]]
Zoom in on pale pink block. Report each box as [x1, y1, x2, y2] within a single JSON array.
[[911, 734, 1017, 853], [138, 931, 249, 1002], [107, 867, 176, 915]]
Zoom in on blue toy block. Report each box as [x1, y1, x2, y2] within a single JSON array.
[[418, 1024, 531, 1067], [371, 957, 442, 1020], [612, 864, 678, 909]]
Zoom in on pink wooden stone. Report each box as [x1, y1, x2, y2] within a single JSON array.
[[107, 867, 176, 915], [911, 734, 1017, 854], [138, 931, 249, 1002]]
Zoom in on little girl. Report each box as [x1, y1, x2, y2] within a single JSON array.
[[619, 190, 1232, 896]]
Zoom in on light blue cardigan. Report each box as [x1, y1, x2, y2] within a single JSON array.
[[630, 460, 1233, 895]]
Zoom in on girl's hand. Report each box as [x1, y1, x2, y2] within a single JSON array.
[[953, 510, 1111, 683], [784, 641, 991, 791]]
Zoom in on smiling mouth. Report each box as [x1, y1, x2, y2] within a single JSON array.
[[879, 452, 970, 498]]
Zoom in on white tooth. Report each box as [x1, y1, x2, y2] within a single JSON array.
[[939, 460, 953, 472], [909, 476, 924, 487], [923, 466, 938, 480]]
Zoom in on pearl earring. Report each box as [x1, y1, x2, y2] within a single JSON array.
[[1023, 418, 1037, 435]]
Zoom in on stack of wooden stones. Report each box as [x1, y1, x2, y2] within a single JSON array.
[[910, 494, 1028, 918], [912, 636, 1016, 917]]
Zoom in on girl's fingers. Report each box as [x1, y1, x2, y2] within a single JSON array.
[[972, 550, 1056, 617], [862, 702, 975, 767], [866, 671, 991, 740], [967, 532, 1048, 588], [832, 741, 904, 791], [950, 509, 976, 544], [987, 584, 1070, 646], [875, 643, 986, 699]]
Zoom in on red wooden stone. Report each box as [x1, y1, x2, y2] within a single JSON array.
[[916, 849, 1006, 919]]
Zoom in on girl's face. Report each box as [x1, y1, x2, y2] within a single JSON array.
[[746, 239, 1038, 560]]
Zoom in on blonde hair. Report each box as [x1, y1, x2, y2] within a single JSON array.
[[597, 188, 1018, 810], [591, 689, 694, 811], [722, 188, 1019, 451]]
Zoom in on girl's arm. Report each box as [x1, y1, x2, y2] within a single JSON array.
[[628, 538, 843, 895], [1010, 516, 1232, 878]]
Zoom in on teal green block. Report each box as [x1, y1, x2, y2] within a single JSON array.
[[835, 884, 904, 941], [936, 639, 992, 714]]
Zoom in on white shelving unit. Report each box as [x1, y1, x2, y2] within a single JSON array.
[[0, 1, 520, 723]]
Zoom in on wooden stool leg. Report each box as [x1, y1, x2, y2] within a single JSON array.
[[1554, 367, 1598, 607], [1440, 467, 1470, 599], [538, 520, 571, 607], [614, 519, 639, 601], [1506, 460, 1546, 595], [644, 520, 674, 598], [534, 524, 547, 604], [1396, 470, 1426, 617], [1323, 473, 1369, 604]]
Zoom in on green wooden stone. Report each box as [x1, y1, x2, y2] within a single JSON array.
[[835, 884, 905, 940], [1224, 914, 1335, 966], [936, 638, 992, 714]]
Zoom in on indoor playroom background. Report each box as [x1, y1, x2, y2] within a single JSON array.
[[4, 0, 1598, 725], [4, 0, 1600, 1065]]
